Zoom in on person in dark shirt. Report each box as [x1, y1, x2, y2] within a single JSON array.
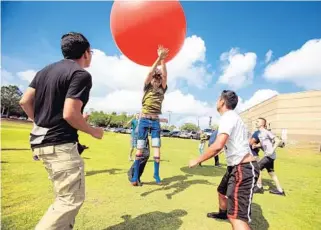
[[208, 130, 221, 167], [249, 130, 261, 159], [19, 32, 104, 230]]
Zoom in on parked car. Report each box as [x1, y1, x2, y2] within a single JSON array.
[[161, 129, 171, 137], [179, 131, 189, 139], [170, 131, 181, 138], [114, 128, 123, 133], [187, 131, 198, 139]]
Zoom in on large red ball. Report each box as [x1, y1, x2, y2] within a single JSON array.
[[110, 0, 187, 67]]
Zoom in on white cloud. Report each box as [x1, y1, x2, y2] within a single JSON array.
[[86, 35, 213, 93], [217, 48, 257, 90], [17, 70, 37, 83], [264, 38, 321, 89], [1, 69, 15, 85], [87, 89, 219, 117], [265, 49, 273, 63], [236, 89, 279, 113]]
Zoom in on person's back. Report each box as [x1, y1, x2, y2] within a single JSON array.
[[30, 59, 91, 148], [19, 32, 104, 230], [219, 110, 251, 166]]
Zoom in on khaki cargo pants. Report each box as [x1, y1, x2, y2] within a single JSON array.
[[33, 142, 85, 230]]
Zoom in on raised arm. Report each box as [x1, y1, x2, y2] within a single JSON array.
[[144, 45, 169, 86], [161, 59, 167, 89]]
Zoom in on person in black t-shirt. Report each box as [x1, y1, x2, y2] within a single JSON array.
[[249, 130, 261, 160], [19, 32, 104, 230]]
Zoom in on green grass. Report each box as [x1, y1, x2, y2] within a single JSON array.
[[1, 120, 321, 230]]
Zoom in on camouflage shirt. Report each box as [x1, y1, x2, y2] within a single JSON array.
[[142, 83, 168, 115], [200, 133, 207, 143]]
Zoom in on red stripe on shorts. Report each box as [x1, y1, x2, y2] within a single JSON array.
[[232, 164, 243, 218]]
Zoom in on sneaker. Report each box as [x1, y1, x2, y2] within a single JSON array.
[[153, 175, 162, 184], [207, 212, 228, 220], [214, 164, 222, 167], [253, 186, 264, 194], [270, 189, 286, 196]]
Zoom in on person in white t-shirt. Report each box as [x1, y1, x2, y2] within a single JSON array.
[[189, 90, 260, 230]]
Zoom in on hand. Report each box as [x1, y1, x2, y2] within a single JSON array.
[[91, 127, 104, 139], [157, 45, 169, 60], [189, 159, 199, 168], [83, 113, 90, 121], [160, 118, 168, 123]]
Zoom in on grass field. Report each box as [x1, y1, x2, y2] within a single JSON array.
[[1, 120, 321, 230]]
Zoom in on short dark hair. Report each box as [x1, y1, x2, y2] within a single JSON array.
[[61, 32, 90, 59], [220, 90, 238, 110], [258, 117, 267, 127]]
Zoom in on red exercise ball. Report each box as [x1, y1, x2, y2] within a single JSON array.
[[110, 0, 187, 67]]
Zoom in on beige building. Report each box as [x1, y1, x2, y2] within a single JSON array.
[[240, 90, 321, 146]]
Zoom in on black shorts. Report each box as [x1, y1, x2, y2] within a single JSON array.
[[217, 161, 259, 223], [258, 156, 274, 173]]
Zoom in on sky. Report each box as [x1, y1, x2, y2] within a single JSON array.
[[1, 1, 321, 128]]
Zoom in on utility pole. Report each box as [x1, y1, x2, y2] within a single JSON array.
[[167, 111, 172, 125], [209, 116, 212, 128], [197, 116, 200, 129]]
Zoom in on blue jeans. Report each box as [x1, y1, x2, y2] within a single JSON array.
[[137, 118, 161, 149]]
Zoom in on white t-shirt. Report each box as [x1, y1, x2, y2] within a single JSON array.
[[218, 110, 251, 166], [258, 129, 277, 159]]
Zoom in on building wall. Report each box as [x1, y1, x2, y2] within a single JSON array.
[[240, 90, 321, 143]]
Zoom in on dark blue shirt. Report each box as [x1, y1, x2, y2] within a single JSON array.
[[208, 130, 218, 147], [250, 130, 260, 156]]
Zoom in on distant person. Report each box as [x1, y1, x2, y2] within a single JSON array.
[[252, 118, 285, 196], [249, 129, 261, 160], [126, 113, 140, 161], [19, 32, 104, 230], [128, 137, 150, 186], [189, 90, 259, 230], [208, 130, 221, 167], [198, 130, 207, 166]]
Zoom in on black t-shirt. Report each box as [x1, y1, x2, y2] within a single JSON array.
[[29, 59, 92, 149], [250, 130, 260, 156]]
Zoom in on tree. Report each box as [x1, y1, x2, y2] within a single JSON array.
[[88, 111, 111, 127], [161, 124, 176, 131], [180, 123, 199, 132], [1, 85, 23, 116], [210, 124, 219, 130]]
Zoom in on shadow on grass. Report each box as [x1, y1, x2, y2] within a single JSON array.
[[86, 168, 125, 177], [180, 165, 226, 177], [1, 148, 30, 151], [250, 203, 270, 230], [262, 178, 276, 191], [104, 209, 187, 230], [1, 161, 8, 163], [147, 159, 170, 163], [141, 174, 215, 199]]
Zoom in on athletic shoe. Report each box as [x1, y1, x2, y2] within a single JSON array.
[[207, 212, 228, 220], [253, 186, 264, 194], [270, 189, 286, 196]]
